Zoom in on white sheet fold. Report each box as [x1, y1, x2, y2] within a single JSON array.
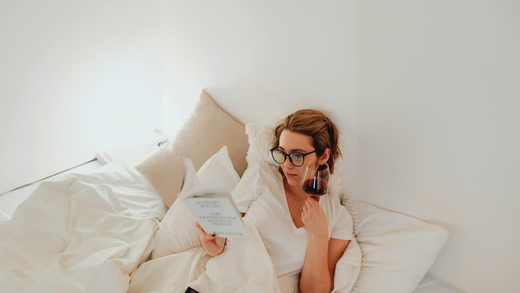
[[0, 162, 167, 293]]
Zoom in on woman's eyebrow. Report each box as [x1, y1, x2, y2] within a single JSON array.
[[278, 146, 307, 153]]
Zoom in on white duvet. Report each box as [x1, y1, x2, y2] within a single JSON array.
[[0, 161, 283, 293], [0, 162, 167, 293], [128, 217, 281, 293]]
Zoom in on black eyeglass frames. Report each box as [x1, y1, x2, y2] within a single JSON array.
[[270, 148, 317, 167]]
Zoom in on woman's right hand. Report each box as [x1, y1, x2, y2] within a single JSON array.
[[300, 197, 329, 240], [195, 222, 226, 256]]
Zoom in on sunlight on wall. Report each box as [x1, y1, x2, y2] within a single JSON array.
[[0, 0, 164, 193]]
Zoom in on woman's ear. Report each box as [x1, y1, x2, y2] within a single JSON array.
[[319, 148, 331, 165]]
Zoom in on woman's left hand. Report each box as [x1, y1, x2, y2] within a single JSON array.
[[301, 197, 329, 239]]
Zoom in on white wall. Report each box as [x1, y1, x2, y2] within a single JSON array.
[[0, 0, 163, 193], [161, 0, 359, 198], [358, 1, 520, 292], [163, 1, 520, 291]]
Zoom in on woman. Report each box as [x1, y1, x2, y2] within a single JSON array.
[[195, 110, 353, 293]]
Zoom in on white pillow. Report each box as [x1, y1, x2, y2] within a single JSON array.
[[413, 275, 464, 293], [244, 123, 346, 198], [197, 146, 241, 191], [244, 123, 278, 169], [333, 237, 362, 292], [342, 195, 449, 293], [151, 146, 241, 259]]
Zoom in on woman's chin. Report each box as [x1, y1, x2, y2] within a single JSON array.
[[285, 176, 300, 187]]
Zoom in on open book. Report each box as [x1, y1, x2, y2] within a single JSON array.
[[178, 157, 250, 239]]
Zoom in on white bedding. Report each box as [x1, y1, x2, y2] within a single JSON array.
[[129, 217, 281, 293], [0, 160, 103, 224], [0, 153, 451, 293], [0, 161, 167, 293]]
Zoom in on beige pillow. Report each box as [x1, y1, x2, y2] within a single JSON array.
[[135, 90, 249, 207]]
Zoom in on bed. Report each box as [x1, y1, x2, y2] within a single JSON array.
[[0, 91, 458, 293]]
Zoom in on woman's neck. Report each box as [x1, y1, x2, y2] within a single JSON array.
[[284, 178, 309, 200]]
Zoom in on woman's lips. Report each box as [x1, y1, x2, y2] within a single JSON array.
[[286, 173, 297, 177]]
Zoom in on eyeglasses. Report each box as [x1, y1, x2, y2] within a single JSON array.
[[270, 148, 317, 167]]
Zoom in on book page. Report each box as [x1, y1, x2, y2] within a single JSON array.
[[179, 157, 250, 239], [183, 196, 250, 239]]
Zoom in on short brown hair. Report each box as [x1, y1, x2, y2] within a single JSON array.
[[272, 109, 342, 173]]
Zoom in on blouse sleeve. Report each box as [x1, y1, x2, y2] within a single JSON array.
[[231, 164, 261, 214], [330, 194, 354, 240]]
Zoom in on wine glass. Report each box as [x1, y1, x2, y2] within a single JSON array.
[[300, 163, 330, 201]]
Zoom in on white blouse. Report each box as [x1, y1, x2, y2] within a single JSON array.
[[231, 163, 353, 293]]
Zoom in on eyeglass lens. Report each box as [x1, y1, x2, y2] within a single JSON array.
[[272, 149, 304, 166]]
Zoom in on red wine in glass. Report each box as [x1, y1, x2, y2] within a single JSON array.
[[301, 163, 330, 199], [301, 177, 328, 195]]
